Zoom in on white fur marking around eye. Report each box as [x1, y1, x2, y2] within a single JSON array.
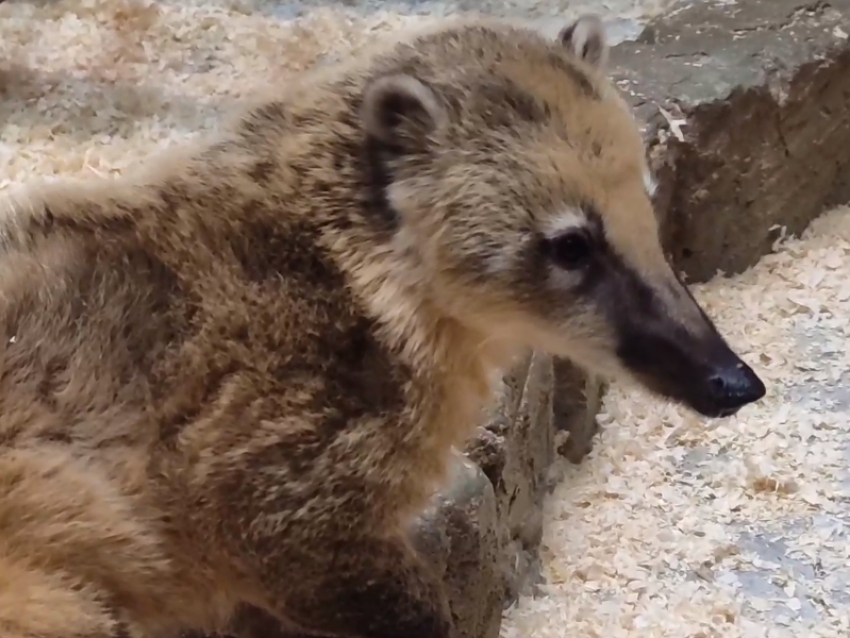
[[484, 232, 533, 275], [643, 170, 658, 198], [485, 209, 588, 276], [540, 208, 588, 238], [485, 248, 517, 275]]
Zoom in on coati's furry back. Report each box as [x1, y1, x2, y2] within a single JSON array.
[[0, 13, 764, 638]]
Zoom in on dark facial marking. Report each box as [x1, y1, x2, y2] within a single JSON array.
[[543, 231, 594, 271], [598, 249, 765, 416], [545, 204, 606, 282], [514, 206, 609, 308]]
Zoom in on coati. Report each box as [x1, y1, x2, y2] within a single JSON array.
[[0, 13, 765, 638]]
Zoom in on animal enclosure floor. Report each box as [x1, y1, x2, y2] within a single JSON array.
[[501, 205, 850, 638]]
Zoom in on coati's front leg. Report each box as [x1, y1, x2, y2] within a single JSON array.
[[217, 542, 451, 638], [188, 604, 306, 638], [281, 535, 451, 638], [208, 448, 453, 638], [240, 533, 451, 638]]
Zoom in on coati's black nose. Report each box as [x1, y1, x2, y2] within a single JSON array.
[[704, 362, 766, 416]]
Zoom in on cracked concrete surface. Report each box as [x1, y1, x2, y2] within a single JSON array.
[[608, 0, 850, 285]]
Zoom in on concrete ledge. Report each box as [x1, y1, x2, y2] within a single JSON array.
[[610, 0, 850, 283], [467, 351, 555, 603], [411, 454, 502, 638]]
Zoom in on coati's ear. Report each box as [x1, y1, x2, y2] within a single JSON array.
[[361, 74, 448, 147], [558, 14, 609, 70]]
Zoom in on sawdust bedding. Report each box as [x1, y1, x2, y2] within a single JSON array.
[[2, 1, 849, 638]]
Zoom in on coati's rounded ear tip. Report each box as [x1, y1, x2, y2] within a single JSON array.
[[361, 74, 448, 144], [557, 14, 609, 70]]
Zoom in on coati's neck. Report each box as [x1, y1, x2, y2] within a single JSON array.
[[331, 220, 518, 457]]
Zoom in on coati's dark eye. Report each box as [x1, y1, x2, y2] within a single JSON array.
[[547, 232, 593, 270]]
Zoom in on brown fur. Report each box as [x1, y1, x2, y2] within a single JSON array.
[[0, 14, 762, 638]]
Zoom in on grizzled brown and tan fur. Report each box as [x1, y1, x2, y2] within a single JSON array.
[[0, 14, 764, 638]]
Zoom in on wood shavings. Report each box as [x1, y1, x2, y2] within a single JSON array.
[[503, 205, 850, 638]]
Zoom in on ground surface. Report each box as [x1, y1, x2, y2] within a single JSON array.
[[2, 1, 849, 638]]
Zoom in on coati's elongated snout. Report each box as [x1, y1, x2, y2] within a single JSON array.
[[609, 269, 766, 418]]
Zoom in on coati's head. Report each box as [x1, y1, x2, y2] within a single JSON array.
[[358, 15, 765, 418]]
